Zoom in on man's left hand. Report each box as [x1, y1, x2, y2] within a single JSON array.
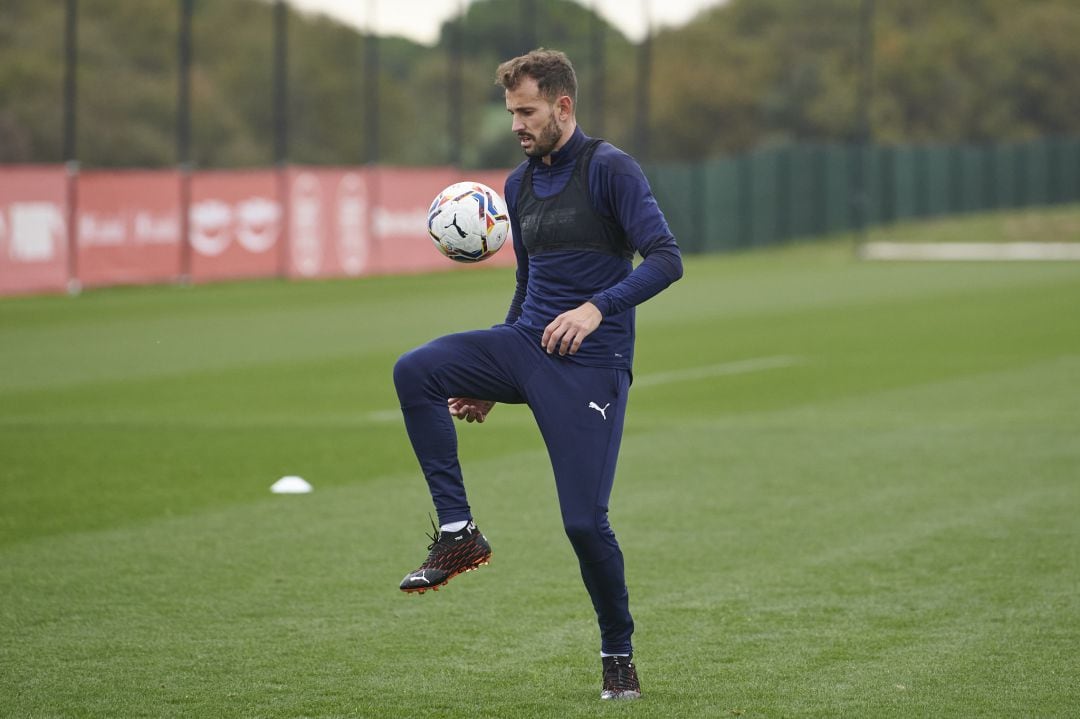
[[542, 302, 603, 356], [448, 397, 496, 423]]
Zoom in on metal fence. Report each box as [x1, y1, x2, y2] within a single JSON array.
[[647, 137, 1080, 253]]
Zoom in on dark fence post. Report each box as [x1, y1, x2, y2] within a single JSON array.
[[851, 0, 875, 245], [63, 0, 80, 294], [364, 26, 379, 164], [178, 0, 193, 283], [590, 0, 606, 137], [521, 0, 537, 53], [633, 1, 652, 163], [737, 153, 752, 247], [273, 0, 289, 278], [447, 1, 463, 167], [777, 145, 792, 243]]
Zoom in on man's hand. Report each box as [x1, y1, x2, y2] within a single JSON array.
[[542, 302, 603, 356], [448, 397, 496, 423]]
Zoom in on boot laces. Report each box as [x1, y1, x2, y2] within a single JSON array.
[[603, 656, 638, 692]]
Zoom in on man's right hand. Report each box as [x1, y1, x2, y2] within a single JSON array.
[[448, 398, 496, 423]]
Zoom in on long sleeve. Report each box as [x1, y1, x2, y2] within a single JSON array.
[[587, 147, 683, 317], [589, 245, 682, 317]]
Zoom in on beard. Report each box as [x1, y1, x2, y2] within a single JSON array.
[[521, 114, 563, 158]]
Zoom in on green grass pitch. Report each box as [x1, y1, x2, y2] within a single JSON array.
[[2, 209, 1079, 718]]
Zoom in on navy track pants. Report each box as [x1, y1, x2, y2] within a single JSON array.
[[393, 324, 634, 654]]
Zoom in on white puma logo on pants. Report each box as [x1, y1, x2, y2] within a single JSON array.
[[588, 401, 610, 420]]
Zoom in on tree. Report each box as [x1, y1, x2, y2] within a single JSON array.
[[2, 0, 1079, 168]]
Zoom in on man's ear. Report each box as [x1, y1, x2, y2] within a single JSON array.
[[557, 95, 573, 121]]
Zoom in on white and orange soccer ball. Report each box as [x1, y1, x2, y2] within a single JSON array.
[[426, 181, 510, 263]]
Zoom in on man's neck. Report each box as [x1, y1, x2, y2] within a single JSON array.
[[542, 122, 578, 165]]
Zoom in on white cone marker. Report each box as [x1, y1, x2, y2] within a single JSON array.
[[271, 476, 313, 494]]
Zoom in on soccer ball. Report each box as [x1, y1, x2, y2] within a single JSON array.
[[426, 181, 510, 263]]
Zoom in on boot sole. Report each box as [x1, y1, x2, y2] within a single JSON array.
[[400, 555, 491, 595]]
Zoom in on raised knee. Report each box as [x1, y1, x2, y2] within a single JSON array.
[[392, 352, 412, 386], [393, 347, 431, 390]]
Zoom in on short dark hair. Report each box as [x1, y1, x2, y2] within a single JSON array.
[[495, 48, 577, 105]]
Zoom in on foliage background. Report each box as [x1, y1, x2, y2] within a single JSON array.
[[2, 0, 1079, 169]]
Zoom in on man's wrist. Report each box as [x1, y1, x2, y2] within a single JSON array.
[[587, 296, 609, 318]]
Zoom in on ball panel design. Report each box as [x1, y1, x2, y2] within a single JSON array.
[[426, 182, 509, 263]]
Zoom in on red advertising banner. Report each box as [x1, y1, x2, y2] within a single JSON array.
[[285, 166, 514, 280], [0, 164, 515, 296], [0, 166, 70, 296], [76, 170, 181, 288], [285, 167, 376, 279], [189, 170, 281, 283], [367, 166, 461, 276], [371, 167, 515, 274]]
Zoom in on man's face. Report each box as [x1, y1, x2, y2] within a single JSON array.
[[505, 77, 568, 160]]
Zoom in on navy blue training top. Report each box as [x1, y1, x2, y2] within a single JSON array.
[[503, 127, 683, 370]]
